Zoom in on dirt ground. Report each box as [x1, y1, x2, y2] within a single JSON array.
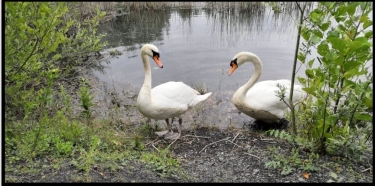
[[4, 126, 373, 183]]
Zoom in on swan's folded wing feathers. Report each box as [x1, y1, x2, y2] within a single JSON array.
[[151, 81, 200, 110], [245, 80, 298, 110]]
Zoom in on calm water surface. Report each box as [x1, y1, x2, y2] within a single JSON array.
[[92, 6, 309, 129]]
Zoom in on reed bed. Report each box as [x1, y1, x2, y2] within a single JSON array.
[[63, 2, 315, 22]]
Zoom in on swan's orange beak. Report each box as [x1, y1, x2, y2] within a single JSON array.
[[153, 56, 163, 68], [228, 63, 238, 76]]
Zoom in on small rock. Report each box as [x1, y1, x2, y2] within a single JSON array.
[[218, 157, 224, 162], [253, 169, 259, 175]]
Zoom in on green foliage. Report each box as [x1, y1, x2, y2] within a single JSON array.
[[326, 125, 372, 160], [130, 135, 146, 151], [3, 2, 246, 182], [71, 136, 101, 177], [266, 129, 294, 143], [295, 2, 373, 155], [140, 147, 182, 178], [79, 82, 94, 119], [327, 171, 345, 183], [265, 146, 320, 175], [5, 2, 106, 122]]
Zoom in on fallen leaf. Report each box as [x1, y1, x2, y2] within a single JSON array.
[[329, 172, 338, 179], [302, 172, 309, 179]]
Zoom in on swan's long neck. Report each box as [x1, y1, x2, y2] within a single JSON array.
[[236, 54, 263, 100], [141, 52, 152, 90], [136, 48, 155, 117], [137, 51, 153, 108]]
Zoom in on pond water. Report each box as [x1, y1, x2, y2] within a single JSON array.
[[92, 5, 310, 129]]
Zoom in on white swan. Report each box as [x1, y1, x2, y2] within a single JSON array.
[[136, 44, 212, 139], [228, 52, 306, 125]]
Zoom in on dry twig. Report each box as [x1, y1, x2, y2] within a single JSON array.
[[168, 138, 179, 148], [151, 143, 160, 152], [226, 139, 243, 149], [244, 153, 260, 160], [145, 138, 160, 146], [232, 132, 240, 142], [361, 168, 372, 173], [199, 137, 231, 153], [182, 134, 211, 139]]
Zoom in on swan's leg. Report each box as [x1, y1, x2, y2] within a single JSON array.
[[167, 118, 175, 134], [155, 119, 169, 136], [165, 118, 181, 140], [146, 118, 152, 135], [155, 119, 171, 136]]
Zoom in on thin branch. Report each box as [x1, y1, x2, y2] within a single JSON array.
[[361, 168, 372, 173], [232, 132, 240, 142], [151, 143, 160, 152], [244, 153, 261, 160], [145, 138, 160, 146], [199, 137, 231, 153], [168, 138, 179, 148], [182, 134, 211, 139]]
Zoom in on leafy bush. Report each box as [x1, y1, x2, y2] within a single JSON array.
[[5, 2, 106, 161], [296, 2, 373, 155]]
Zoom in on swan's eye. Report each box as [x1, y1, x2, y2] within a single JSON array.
[[152, 50, 160, 58], [230, 59, 237, 67]]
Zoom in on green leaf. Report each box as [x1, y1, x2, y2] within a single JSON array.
[[363, 20, 372, 30], [320, 2, 333, 9], [39, 3, 50, 14], [305, 69, 314, 79], [354, 112, 372, 122], [348, 40, 364, 51], [341, 85, 353, 94], [310, 11, 322, 23], [360, 15, 369, 23], [343, 67, 360, 79], [363, 97, 373, 108], [307, 59, 315, 68], [317, 43, 329, 56], [301, 27, 311, 41], [333, 56, 344, 66], [354, 37, 370, 46], [327, 30, 340, 39], [347, 3, 358, 16], [364, 30, 373, 39], [312, 30, 323, 38], [335, 16, 346, 22], [311, 35, 321, 44], [319, 22, 330, 32], [327, 38, 347, 53], [302, 87, 316, 95], [297, 52, 306, 63]]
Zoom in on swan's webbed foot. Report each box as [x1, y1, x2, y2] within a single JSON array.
[[155, 130, 173, 136], [164, 118, 182, 140], [164, 132, 180, 140], [155, 118, 175, 137]]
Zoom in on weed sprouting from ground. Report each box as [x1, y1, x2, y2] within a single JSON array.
[[190, 82, 210, 95]]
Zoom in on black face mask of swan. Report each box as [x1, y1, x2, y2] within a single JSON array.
[[136, 44, 212, 140], [228, 51, 306, 125]]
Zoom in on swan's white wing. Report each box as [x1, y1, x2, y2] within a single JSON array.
[[245, 79, 305, 118], [151, 81, 204, 111]]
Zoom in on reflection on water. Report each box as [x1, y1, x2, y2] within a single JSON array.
[[93, 5, 311, 129]]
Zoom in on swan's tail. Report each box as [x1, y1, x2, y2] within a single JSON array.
[[190, 92, 212, 106]]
